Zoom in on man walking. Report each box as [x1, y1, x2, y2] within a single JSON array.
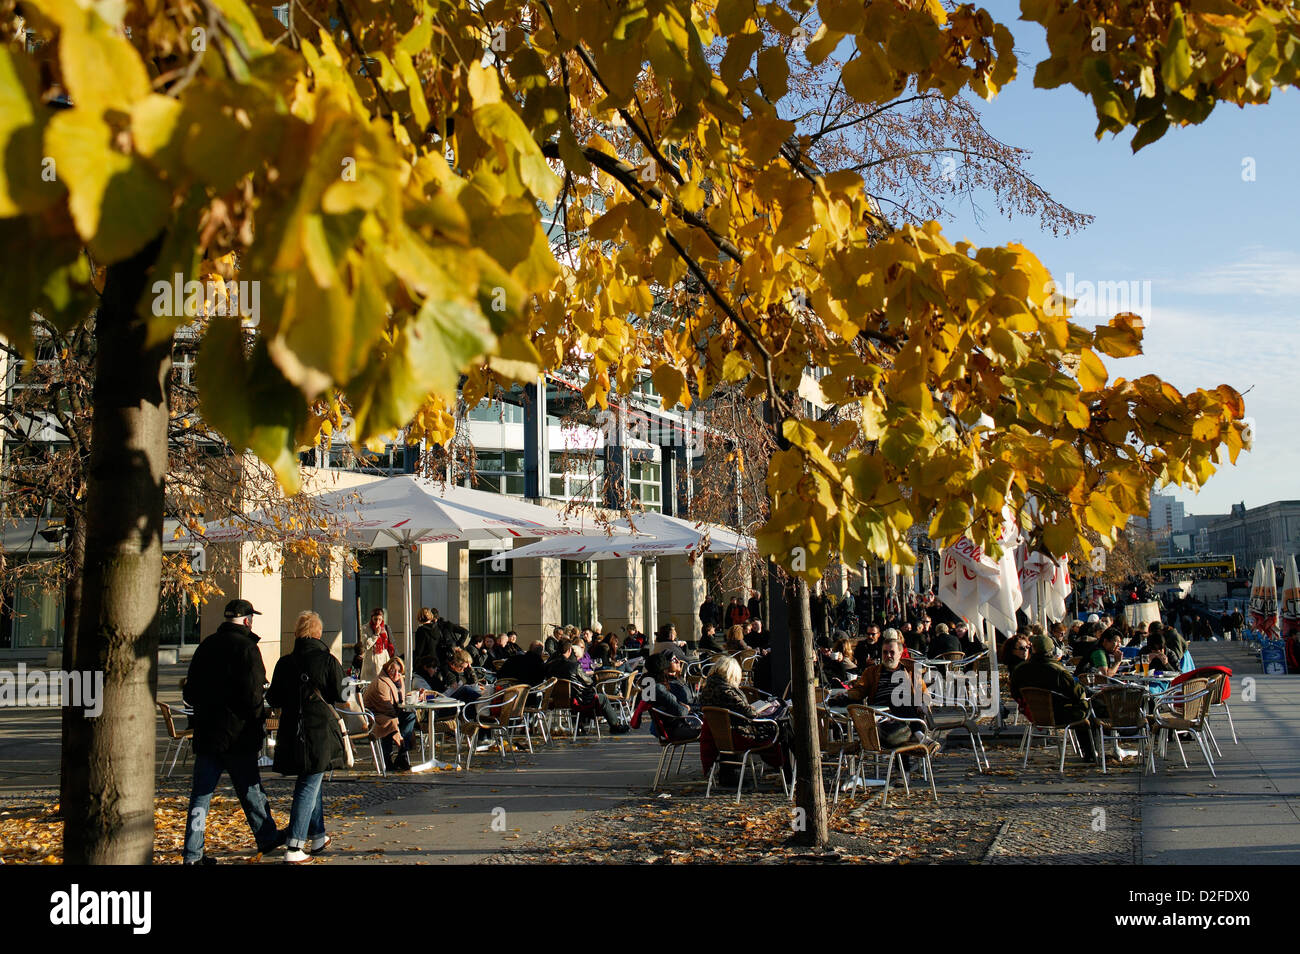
[[182, 599, 283, 863]]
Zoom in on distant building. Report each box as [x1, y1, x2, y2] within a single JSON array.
[[1206, 501, 1300, 574]]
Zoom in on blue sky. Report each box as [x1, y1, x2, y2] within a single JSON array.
[[934, 4, 1300, 518]]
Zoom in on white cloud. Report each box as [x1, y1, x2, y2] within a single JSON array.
[[1169, 247, 1300, 300]]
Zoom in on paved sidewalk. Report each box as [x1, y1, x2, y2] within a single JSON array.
[[1140, 640, 1300, 864], [321, 732, 662, 864]]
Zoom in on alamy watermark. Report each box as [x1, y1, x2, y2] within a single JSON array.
[[151, 272, 261, 326], [1043, 272, 1151, 319], [0, 664, 104, 717]]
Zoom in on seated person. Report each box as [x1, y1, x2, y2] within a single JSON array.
[[660, 649, 697, 708], [855, 625, 882, 666], [697, 656, 790, 777], [724, 624, 750, 654], [836, 631, 931, 765], [544, 638, 629, 733], [622, 625, 646, 651], [1140, 632, 1175, 673], [1009, 633, 1094, 761], [652, 622, 688, 656], [424, 647, 485, 712], [573, 636, 595, 674], [489, 633, 513, 662], [465, 634, 492, 669], [928, 622, 962, 657], [1156, 623, 1187, 667], [698, 623, 725, 655], [503, 631, 524, 656], [1001, 633, 1032, 677], [643, 653, 701, 742], [747, 619, 769, 651], [497, 641, 548, 686], [1075, 627, 1123, 679], [819, 633, 854, 684], [364, 659, 419, 771]]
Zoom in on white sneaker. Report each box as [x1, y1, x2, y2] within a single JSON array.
[[284, 848, 311, 864]]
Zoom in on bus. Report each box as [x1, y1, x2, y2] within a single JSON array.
[[1149, 555, 1237, 579]]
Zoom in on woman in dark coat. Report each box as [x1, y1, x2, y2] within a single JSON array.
[[267, 611, 348, 864]]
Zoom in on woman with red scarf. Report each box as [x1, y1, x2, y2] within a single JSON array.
[[360, 607, 396, 681]]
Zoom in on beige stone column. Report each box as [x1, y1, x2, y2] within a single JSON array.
[[312, 548, 347, 659], [447, 541, 470, 629], [511, 546, 561, 645], [597, 557, 642, 636], [417, 541, 451, 622], [659, 555, 705, 645]]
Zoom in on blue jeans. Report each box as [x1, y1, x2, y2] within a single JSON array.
[[183, 749, 280, 863], [286, 773, 326, 851]]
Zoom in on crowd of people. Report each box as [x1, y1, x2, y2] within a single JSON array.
[[176, 580, 1213, 862]]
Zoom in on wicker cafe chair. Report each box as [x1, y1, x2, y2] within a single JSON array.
[[462, 683, 530, 769], [550, 678, 600, 741], [648, 708, 701, 790], [1018, 687, 1092, 774], [844, 704, 936, 809], [816, 707, 860, 804], [700, 706, 788, 804], [595, 671, 637, 724], [1088, 685, 1153, 774], [1150, 678, 1217, 778], [157, 702, 193, 777], [522, 678, 557, 746]]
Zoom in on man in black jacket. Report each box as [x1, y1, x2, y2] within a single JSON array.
[[182, 599, 283, 864]]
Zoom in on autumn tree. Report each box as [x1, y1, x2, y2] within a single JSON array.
[[1, 0, 1286, 860]]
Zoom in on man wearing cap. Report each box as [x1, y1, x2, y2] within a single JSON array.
[[1009, 632, 1095, 762], [181, 599, 283, 863]]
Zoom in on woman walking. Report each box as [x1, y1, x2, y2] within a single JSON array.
[[267, 611, 349, 864]]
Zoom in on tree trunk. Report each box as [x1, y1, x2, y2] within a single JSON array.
[[57, 506, 85, 820], [62, 238, 170, 864], [788, 576, 829, 847]]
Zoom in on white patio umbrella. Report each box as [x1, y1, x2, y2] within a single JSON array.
[[480, 510, 751, 639], [201, 476, 585, 671], [485, 510, 753, 561]]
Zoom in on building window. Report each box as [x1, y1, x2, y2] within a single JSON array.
[[469, 550, 513, 635], [561, 560, 596, 629], [629, 459, 662, 511], [469, 451, 525, 495], [158, 598, 201, 647], [356, 550, 387, 624], [549, 452, 603, 502], [466, 399, 525, 424], [2, 578, 63, 649]]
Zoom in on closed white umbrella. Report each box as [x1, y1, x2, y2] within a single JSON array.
[[1283, 556, 1300, 639]]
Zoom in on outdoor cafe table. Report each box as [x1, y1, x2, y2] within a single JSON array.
[[409, 696, 464, 772]]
